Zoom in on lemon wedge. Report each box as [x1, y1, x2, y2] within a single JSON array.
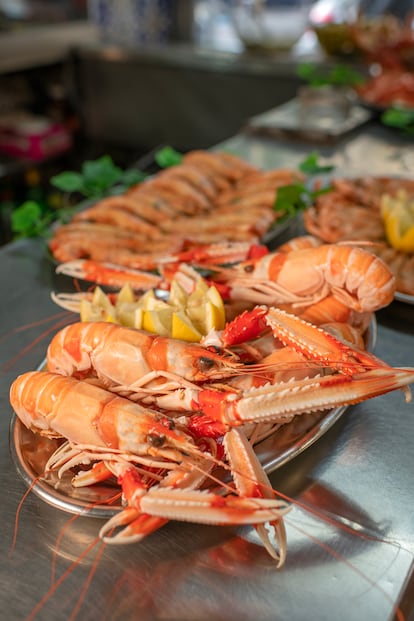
[[78, 273, 226, 341], [135, 289, 157, 309], [116, 303, 143, 329], [115, 283, 136, 305], [206, 285, 226, 329], [187, 277, 209, 305], [169, 280, 188, 309], [172, 311, 202, 342], [91, 286, 115, 314], [204, 300, 225, 333], [381, 191, 414, 253], [80, 299, 113, 322], [142, 307, 173, 336]]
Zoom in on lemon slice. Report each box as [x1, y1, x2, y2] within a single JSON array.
[[136, 289, 157, 309], [185, 283, 226, 334], [188, 300, 225, 334], [80, 299, 112, 322], [172, 311, 202, 342], [91, 286, 115, 314], [186, 304, 206, 333], [169, 280, 188, 309], [133, 307, 144, 329], [115, 283, 136, 305], [206, 286, 226, 329], [186, 278, 210, 313], [116, 303, 143, 328], [145, 296, 172, 313], [381, 191, 414, 253], [204, 300, 225, 332], [186, 279, 209, 316], [143, 307, 173, 336]]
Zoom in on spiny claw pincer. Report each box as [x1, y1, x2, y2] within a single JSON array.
[[197, 367, 414, 427]]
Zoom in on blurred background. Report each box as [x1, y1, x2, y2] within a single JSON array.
[[0, 0, 413, 243]]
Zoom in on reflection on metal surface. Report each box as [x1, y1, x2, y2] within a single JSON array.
[[9, 319, 376, 519], [394, 291, 414, 305], [10, 417, 122, 517]]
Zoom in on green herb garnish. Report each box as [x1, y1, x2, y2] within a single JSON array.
[[11, 201, 55, 239], [297, 63, 364, 88], [154, 146, 183, 168], [381, 107, 414, 135], [299, 151, 335, 175], [11, 155, 147, 240], [274, 184, 331, 222], [273, 152, 334, 222], [51, 155, 146, 198]]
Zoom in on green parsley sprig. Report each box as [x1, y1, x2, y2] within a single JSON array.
[[11, 201, 55, 239], [154, 146, 183, 168], [381, 107, 414, 135], [298, 151, 335, 176], [273, 152, 334, 223], [10, 149, 178, 240], [51, 154, 147, 198], [273, 184, 332, 222]]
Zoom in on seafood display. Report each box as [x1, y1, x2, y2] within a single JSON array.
[[8, 135, 414, 598], [356, 69, 414, 110], [351, 12, 414, 70], [9, 235, 414, 565], [304, 176, 414, 296], [48, 150, 303, 266]]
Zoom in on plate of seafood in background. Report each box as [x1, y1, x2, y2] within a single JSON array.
[[354, 70, 414, 113], [10, 317, 377, 518], [303, 175, 414, 302], [46, 149, 304, 268]]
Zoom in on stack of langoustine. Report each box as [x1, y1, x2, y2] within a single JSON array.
[[303, 175, 414, 296], [49, 149, 303, 267]]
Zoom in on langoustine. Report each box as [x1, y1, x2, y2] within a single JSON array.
[[53, 240, 396, 333]]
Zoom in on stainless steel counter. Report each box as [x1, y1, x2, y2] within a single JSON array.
[[1, 124, 414, 621]]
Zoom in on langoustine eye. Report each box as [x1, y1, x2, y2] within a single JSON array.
[[243, 263, 255, 273], [147, 433, 166, 447], [197, 356, 218, 373]]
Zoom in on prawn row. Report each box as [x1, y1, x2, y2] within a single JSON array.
[[49, 149, 303, 265]]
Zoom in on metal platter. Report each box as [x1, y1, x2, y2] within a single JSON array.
[[394, 291, 414, 305], [9, 317, 376, 518]]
